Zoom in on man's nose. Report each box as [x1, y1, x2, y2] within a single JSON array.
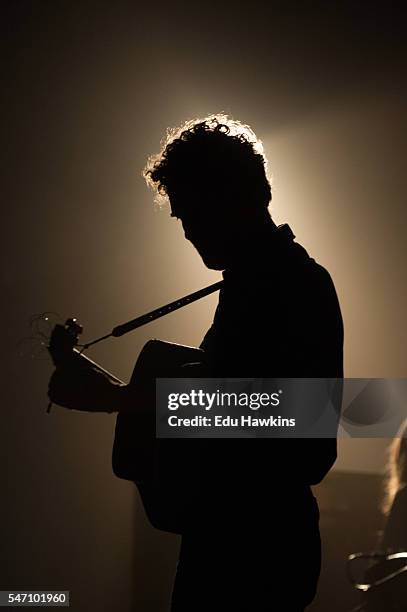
[[181, 222, 191, 241], [181, 219, 201, 240]]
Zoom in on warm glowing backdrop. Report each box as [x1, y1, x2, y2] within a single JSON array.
[[2, 3, 406, 611]]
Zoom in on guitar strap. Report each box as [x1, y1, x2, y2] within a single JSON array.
[[82, 279, 224, 349]]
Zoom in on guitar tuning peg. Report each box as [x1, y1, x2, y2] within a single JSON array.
[[64, 318, 83, 336]]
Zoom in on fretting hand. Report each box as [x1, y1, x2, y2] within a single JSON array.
[[48, 356, 122, 413]]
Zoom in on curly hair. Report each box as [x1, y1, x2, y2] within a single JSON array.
[[382, 419, 407, 514], [143, 114, 272, 210]]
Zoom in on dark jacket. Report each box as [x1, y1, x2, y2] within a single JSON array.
[[172, 225, 343, 610]]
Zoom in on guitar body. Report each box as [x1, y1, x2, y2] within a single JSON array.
[[130, 339, 204, 383], [114, 339, 206, 535]]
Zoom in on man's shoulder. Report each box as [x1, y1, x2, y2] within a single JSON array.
[[283, 238, 337, 291], [222, 235, 338, 304]]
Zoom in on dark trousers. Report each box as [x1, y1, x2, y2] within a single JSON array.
[[170, 527, 320, 612]]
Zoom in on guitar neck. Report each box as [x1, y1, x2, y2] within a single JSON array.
[[73, 348, 124, 385]]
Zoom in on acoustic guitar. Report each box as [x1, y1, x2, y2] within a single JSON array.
[[47, 282, 223, 534]]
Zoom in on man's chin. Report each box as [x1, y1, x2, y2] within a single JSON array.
[[202, 256, 226, 271]]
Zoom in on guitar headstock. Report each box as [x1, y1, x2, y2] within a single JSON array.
[[48, 318, 83, 367]]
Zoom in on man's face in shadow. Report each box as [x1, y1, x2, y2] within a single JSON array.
[[169, 186, 244, 270]]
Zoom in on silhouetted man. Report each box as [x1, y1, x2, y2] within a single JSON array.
[[49, 115, 343, 611]]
